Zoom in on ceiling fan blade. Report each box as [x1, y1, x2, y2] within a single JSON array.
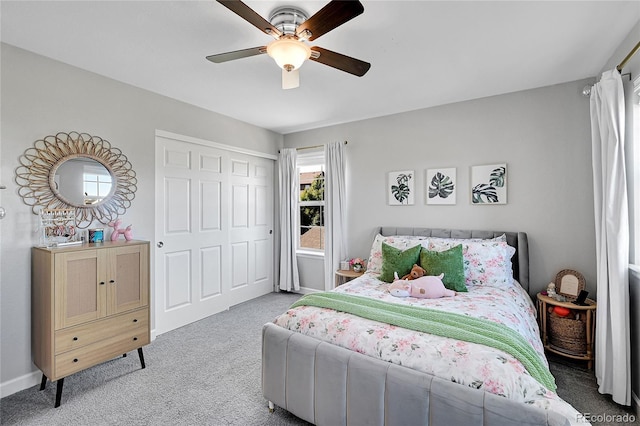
[[310, 47, 370, 77], [217, 0, 281, 38], [282, 69, 300, 90], [296, 0, 364, 41], [206, 46, 266, 63]]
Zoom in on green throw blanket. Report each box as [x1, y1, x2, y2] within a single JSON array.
[[291, 292, 556, 391]]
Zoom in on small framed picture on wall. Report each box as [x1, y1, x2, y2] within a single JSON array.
[[471, 163, 507, 204], [426, 168, 456, 205], [388, 170, 414, 205]]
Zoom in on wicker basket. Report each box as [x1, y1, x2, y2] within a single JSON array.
[[548, 313, 586, 354]]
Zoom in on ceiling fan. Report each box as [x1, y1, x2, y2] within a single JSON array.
[[206, 0, 371, 89]]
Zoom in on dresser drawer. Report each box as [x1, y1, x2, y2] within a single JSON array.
[[54, 323, 149, 379], [55, 308, 148, 354]]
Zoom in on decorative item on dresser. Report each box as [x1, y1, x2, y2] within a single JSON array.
[[31, 240, 150, 407]]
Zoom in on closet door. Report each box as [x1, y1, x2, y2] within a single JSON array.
[[155, 133, 274, 335], [228, 153, 274, 306]]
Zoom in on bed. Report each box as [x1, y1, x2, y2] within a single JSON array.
[[262, 227, 583, 426]]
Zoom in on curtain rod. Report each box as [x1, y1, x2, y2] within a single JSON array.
[[616, 40, 640, 72], [279, 141, 347, 153]]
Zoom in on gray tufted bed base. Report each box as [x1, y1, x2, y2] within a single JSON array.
[[262, 228, 570, 426]]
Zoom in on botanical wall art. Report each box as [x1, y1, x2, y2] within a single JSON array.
[[471, 163, 507, 204], [426, 168, 456, 205], [388, 170, 414, 205]]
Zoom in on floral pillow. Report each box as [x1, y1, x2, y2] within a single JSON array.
[[367, 234, 428, 274], [428, 239, 516, 288], [423, 233, 506, 248]]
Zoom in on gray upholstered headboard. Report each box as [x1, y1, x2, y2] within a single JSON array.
[[378, 227, 530, 294]]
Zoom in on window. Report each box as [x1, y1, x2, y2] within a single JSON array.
[[297, 150, 325, 252], [83, 165, 112, 205]]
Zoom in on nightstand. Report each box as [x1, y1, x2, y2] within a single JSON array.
[[335, 269, 364, 287], [536, 292, 596, 369]]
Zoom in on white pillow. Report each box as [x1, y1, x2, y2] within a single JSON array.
[[367, 234, 428, 274], [428, 239, 515, 288]]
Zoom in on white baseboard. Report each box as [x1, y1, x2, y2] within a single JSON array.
[[0, 370, 41, 399], [293, 286, 322, 295]]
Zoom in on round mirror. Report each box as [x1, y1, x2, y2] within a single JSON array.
[[15, 132, 137, 228], [52, 156, 114, 207]]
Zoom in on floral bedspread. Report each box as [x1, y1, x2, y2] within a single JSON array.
[[273, 273, 584, 425]]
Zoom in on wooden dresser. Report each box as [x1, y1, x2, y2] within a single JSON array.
[[32, 240, 150, 407]]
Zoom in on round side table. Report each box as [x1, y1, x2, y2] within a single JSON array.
[[334, 269, 364, 288], [536, 292, 596, 369]]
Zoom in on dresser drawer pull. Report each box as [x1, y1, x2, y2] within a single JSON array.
[[73, 358, 79, 363], [133, 319, 138, 323], [73, 337, 78, 341], [100, 281, 105, 285], [133, 337, 138, 341], [109, 280, 115, 284]]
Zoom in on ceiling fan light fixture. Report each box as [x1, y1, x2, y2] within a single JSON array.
[[266, 38, 311, 71]]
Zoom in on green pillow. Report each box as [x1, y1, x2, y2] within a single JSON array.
[[379, 242, 422, 283], [419, 245, 468, 292]]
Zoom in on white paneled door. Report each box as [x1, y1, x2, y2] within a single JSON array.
[[155, 133, 274, 335]]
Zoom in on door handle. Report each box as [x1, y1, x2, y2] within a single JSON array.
[[157, 241, 164, 248], [0, 185, 5, 220]]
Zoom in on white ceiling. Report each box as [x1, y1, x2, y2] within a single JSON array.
[[2, 1, 639, 135]]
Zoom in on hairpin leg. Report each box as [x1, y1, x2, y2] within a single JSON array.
[[137, 347, 145, 369], [55, 378, 64, 408], [39, 374, 47, 391]]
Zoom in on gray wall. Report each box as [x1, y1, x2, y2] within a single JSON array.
[[285, 79, 596, 296], [0, 43, 282, 395]]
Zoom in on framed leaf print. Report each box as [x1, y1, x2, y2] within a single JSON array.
[[471, 164, 507, 204], [388, 170, 414, 205], [426, 168, 456, 205]]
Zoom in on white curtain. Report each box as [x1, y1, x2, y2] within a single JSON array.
[[324, 142, 347, 290], [590, 69, 631, 405], [278, 148, 300, 292]]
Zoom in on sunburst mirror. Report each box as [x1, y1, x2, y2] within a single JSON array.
[[15, 131, 137, 228]]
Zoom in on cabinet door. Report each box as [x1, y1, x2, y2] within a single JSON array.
[[54, 250, 107, 329], [107, 244, 149, 315]]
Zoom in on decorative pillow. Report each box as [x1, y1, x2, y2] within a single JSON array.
[[379, 242, 422, 283], [428, 239, 515, 288], [419, 245, 467, 292], [367, 234, 427, 274], [423, 233, 506, 248]]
